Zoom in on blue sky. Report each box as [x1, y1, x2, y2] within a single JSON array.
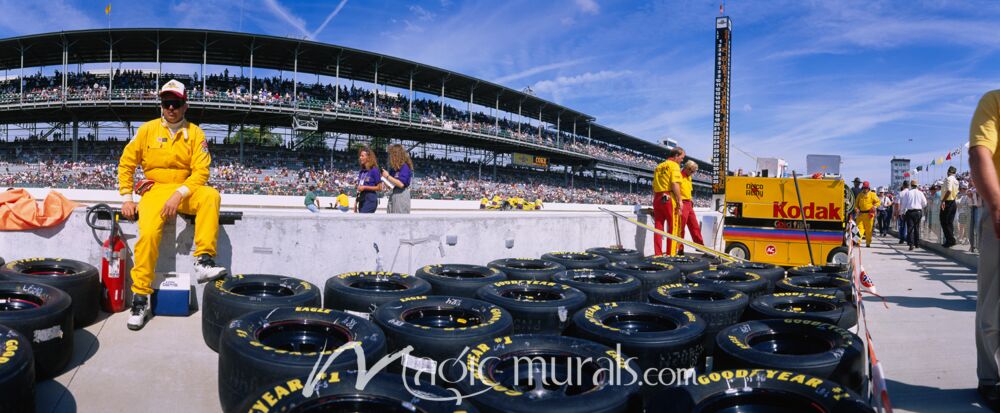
[[2, 0, 998, 186]]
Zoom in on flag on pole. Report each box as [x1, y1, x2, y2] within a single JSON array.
[[937, 157, 944, 164], [105, 4, 111, 15], [916, 166, 923, 171], [946, 152, 952, 161]]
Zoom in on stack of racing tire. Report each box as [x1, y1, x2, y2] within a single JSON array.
[[205, 248, 873, 413], [0, 257, 104, 413]]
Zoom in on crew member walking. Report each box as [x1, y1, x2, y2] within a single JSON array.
[[969, 89, 1000, 410], [117, 79, 227, 331], [652, 147, 685, 256], [854, 181, 880, 247], [678, 160, 704, 253], [896, 183, 910, 244], [942, 166, 960, 248], [899, 180, 927, 251]]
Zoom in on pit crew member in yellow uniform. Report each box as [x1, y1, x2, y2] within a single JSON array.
[[118, 79, 228, 331], [854, 181, 881, 247]]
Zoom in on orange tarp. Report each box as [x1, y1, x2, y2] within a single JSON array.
[[0, 188, 80, 230]]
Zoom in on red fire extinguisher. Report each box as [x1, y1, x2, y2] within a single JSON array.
[[101, 211, 127, 313], [88, 204, 127, 313]]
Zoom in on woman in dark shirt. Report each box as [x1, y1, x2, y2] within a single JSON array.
[[383, 144, 413, 214], [356, 145, 382, 213]]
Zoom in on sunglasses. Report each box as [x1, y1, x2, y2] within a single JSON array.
[[161, 100, 185, 109]]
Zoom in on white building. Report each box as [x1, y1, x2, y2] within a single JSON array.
[[890, 158, 910, 191]]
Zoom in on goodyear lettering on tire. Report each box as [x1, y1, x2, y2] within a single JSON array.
[[0, 338, 19, 364]]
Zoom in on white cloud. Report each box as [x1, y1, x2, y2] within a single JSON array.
[[261, 0, 310, 38], [311, 0, 349, 40], [531, 70, 631, 102], [409, 5, 435, 21], [493, 57, 591, 84], [742, 104, 752, 112], [574, 0, 599, 15], [0, 0, 97, 33]]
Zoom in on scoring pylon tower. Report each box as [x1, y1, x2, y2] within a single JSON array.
[[712, 15, 732, 196]]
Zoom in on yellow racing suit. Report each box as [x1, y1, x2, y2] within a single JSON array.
[[118, 118, 221, 295]]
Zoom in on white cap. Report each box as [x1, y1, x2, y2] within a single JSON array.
[[159, 79, 186, 100]]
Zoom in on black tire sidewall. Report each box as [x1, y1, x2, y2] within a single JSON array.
[[477, 281, 587, 335], [1, 258, 100, 328], [487, 259, 565, 281], [0, 325, 34, 413], [324, 272, 431, 313], [552, 269, 643, 306], [202, 274, 322, 352], [415, 264, 507, 297], [0, 281, 74, 379]]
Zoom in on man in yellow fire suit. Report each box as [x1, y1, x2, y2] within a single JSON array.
[[118, 79, 227, 330], [854, 181, 881, 248]]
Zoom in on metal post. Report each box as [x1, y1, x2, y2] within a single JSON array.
[[440, 81, 445, 121], [62, 42, 68, 103], [334, 58, 340, 105], [108, 36, 113, 99], [19, 49, 23, 103], [373, 63, 379, 113], [495, 94, 499, 135], [239, 125, 244, 163], [156, 36, 161, 90], [292, 47, 298, 108], [572, 119, 576, 144], [538, 109, 542, 140], [556, 116, 561, 146], [468, 89, 473, 123], [791, 171, 816, 265], [72, 120, 78, 161], [517, 102, 522, 135], [249, 40, 254, 104], [202, 33, 207, 100], [408, 71, 413, 123], [588, 122, 592, 145]]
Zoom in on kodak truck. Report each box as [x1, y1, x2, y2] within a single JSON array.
[[722, 175, 849, 267]]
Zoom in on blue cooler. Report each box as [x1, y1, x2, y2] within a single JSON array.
[[152, 272, 191, 316]]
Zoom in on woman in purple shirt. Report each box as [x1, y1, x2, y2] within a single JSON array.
[[383, 144, 413, 214], [356, 145, 382, 213]]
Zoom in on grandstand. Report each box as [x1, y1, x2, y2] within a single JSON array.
[[0, 29, 712, 205]]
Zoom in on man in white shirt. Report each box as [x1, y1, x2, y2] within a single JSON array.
[[895, 183, 911, 245], [877, 188, 893, 237], [899, 180, 928, 251]]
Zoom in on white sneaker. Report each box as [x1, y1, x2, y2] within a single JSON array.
[[194, 255, 228, 283], [127, 294, 151, 331]]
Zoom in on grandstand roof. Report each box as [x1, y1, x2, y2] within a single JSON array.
[[0, 28, 669, 158]]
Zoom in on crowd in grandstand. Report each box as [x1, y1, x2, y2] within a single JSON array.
[[0, 139, 719, 207], [0, 70, 710, 175]]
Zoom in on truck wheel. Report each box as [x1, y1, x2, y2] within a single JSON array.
[[552, 269, 643, 306], [1, 258, 100, 328], [586, 247, 643, 263], [217, 307, 386, 412], [648, 282, 748, 355], [0, 325, 34, 413], [777, 275, 853, 300], [452, 334, 641, 413], [415, 264, 506, 297], [714, 319, 865, 394], [605, 261, 681, 298], [0, 281, 73, 379], [747, 292, 857, 328], [477, 280, 587, 335], [568, 301, 705, 371], [827, 247, 850, 265], [724, 243, 750, 261], [655, 369, 874, 413], [685, 269, 768, 300], [201, 274, 321, 352], [647, 255, 711, 274], [235, 370, 479, 413], [323, 271, 431, 314], [718, 261, 785, 291], [541, 252, 610, 270], [373, 296, 513, 375], [487, 258, 565, 281]]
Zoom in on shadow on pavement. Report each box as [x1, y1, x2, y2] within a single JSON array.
[[865, 295, 976, 312], [36, 379, 77, 413], [886, 379, 990, 412]]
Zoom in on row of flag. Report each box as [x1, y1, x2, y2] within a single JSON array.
[[905, 142, 970, 178]]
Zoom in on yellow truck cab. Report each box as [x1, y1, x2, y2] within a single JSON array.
[[723, 175, 848, 266]]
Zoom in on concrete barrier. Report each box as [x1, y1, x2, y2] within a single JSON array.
[[1, 188, 722, 306]]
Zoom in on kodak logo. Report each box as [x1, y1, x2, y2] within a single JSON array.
[[772, 202, 841, 220]]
